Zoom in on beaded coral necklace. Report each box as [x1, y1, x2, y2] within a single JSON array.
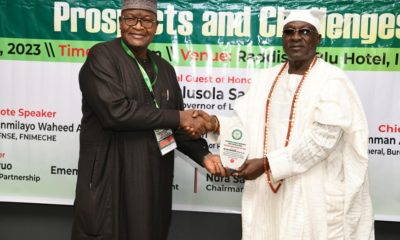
[[263, 57, 317, 193]]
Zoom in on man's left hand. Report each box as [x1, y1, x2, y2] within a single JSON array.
[[203, 154, 230, 177]]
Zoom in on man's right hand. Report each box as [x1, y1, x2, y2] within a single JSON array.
[[179, 110, 208, 138], [179, 109, 218, 138]]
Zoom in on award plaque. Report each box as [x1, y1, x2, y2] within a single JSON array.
[[220, 126, 249, 170]]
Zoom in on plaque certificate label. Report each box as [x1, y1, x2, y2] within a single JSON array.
[[220, 127, 249, 170]]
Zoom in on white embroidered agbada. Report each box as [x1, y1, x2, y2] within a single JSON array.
[[215, 59, 374, 240]]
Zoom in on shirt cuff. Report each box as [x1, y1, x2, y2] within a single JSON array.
[[267, 147, 292, 181]]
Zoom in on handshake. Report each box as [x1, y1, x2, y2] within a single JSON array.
[[178, 109, 262, 180], [179, 109, 229, 176], [179, 109, 219, 139]]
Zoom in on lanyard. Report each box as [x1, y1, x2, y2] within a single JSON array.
[[121, 39, 160, 108]]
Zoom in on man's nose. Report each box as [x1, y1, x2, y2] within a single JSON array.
[[291, 31, 302, 40]]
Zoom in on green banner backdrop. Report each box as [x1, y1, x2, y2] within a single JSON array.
[[1, 0, 400, 221]]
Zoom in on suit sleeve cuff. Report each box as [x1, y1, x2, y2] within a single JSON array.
[[162, 109, 180, 129]]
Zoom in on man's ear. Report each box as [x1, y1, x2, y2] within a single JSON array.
[[317, 34, 322, 45]]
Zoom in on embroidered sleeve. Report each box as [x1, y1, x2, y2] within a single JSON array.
[[267, 77, 350, 180], [291, 123, 343, 172], [267, 123, 343, 180]]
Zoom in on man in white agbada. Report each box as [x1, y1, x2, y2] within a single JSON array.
[[188, 8, 375, 240]]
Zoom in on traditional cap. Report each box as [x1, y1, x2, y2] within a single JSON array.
[[121, 0, 157, 15], [282, 9, 326, 33]]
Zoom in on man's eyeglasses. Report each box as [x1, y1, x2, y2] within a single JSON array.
[[121, 16, 157, 28], [283, 28, 318, 37]]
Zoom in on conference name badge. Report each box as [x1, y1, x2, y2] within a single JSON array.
[[220, 127, 248, 170], [154, 129, 177, 155]]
